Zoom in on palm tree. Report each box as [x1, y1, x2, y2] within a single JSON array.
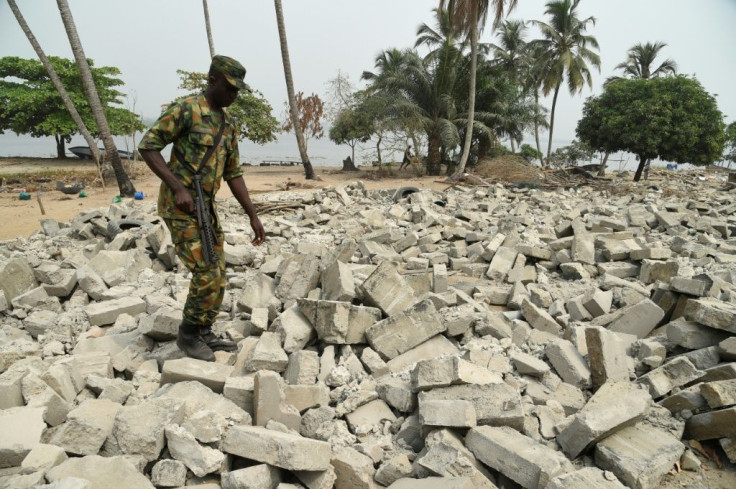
[[274, 0, 315, 180], [490, 19, 528, 82], [531, 0, 600, 166], [362, 48, 460, 176], [607, 41, 677, 83], [56, 0, 135, 196], [7, 0, 105, 187], [439, 0, 518, 179], [202, 0, 215, 58]]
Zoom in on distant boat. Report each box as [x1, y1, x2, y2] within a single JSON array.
[[68, 146, 136, 160]]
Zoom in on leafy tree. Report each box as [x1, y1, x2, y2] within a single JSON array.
[[724, 122, 736, 168], [576, 76, 725, 182], [531, 0, 600, 166], [274, 0, 314, 179], [548, 139, 594, 168], [0, 56, 143, 158], [328, 105, 372, 169], [519, 143, 542, 162], [281, 92, 325, 152], [174, 70, 278, 145], [607, 41, 677, 84]]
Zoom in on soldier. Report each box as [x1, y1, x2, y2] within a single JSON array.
[[399, 144, 413, 171], [139, 55, 265, 362]]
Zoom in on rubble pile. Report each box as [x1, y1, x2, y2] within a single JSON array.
[[1, 178, 736, 489]]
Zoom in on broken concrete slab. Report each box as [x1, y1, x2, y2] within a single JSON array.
[[366, 299, 445, 360], [160, 357, 234, 394]]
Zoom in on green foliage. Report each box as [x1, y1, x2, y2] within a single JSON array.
[[724, 122, 736, 164], [519, 143, 542, 162], [577, 76, 726, 172], [548, 139, 595, 167], [175, 69, 278, 145], [0, 56, 143, 141], [329, 105, 372, 148]]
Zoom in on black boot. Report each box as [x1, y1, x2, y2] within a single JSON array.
[[201, 328, 238, 353], [177, 321, 215, 362]]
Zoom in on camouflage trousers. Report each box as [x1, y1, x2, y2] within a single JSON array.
[[164, 215, 226, 327]]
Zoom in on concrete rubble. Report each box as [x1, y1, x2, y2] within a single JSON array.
[[1, 177, 735, 488]]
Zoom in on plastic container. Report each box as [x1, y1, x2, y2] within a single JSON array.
[[19, 192, 31, 200], [134, 191, 144, 200], [78, 190, 87, 198], [111, 195, 122, 203]]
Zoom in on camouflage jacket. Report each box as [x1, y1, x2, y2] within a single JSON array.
[[138, 94, 242, 220]]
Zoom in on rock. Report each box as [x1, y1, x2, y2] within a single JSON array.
[[0, 406, 46, 468], [45, 455, 154, 489]]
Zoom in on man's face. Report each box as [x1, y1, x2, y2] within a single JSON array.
[[210, 73, 240, 108]]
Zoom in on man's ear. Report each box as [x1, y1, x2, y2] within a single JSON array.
[[207, 72, 218, 86]]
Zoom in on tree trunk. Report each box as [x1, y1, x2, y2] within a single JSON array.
[[376, 134, 382, 167], [597, 151, 610, 176], [533, 90, 544, 166], [56, 0, 135, 196], [202, 0, 216, 59], [342, 152, 359, 172], [545, 82, 561, 167], [427, 133, 442, 176], [274, 0, 315, 180], [55, 135, 66, 158], [450, 8, 478, 181], [633, 154, 647, 182], [510, 139, 516, 153], [8, 0, 104, 185]]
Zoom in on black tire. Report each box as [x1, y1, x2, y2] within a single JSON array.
[[392, 186, 420, 202], [107, 219, 153, 240]]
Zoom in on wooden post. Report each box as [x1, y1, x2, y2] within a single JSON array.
[[37, 192, 46, 215]]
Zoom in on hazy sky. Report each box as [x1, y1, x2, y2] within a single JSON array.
[[1, 0, 735, 162]]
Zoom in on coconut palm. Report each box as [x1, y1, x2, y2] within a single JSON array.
[[56, 0, 135, 196], [7, 0, 105, 186], [274, 0, 315, 179], [490, 19, 528, 82], [439, 0, 518, 179], [607, 41, 677, 84], [362, 48, 461, 176], [531, 0, 600, 166], [202, 0, 215, 58]]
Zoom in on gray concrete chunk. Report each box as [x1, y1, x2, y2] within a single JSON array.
[[366, 299, 445, 360]]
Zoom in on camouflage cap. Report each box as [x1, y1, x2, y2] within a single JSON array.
[[210, 55, 246, 89]]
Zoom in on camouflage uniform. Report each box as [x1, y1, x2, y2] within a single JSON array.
[[138, 92, 241, 327]]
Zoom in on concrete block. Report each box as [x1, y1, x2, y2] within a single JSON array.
[[433, 263, 448, 293], [418, 399, 476, 427], [20, 443, 67, 475], [545, 340, 592, 389], [221, 464, 282, 489], [386, 334, 459, 374], [254, 370, 301, 432], [85, 297, 146, 326], [236, 271, 281, 321], [636, 356, 703, 398], [284, 384, 330, 413], [151, 459, 187, 488], [412, 356, 501, 392], [331, 446, 379, 489], [361, 261, 416, 316], [222, 425, 331, 471], [670, 274, 719, 297], [586, 327, 631, 389], [321, 260, 356, 302], [273, 304, 315, 353], [639, 259, 679, 284], [572, 232, 596, 265], [520, 298, 561, 335], [45, 455, 154, 489], [250, 307, 269, 335], [666, 317, 729, 350], [160, 358, 233, 393], [360, 347, 389, 377], [683, 297, 736, 334], [474, 311, 513, 339], [366, 299, 445, 360], [659, 385, 707, 414], [546, 467, 627, 489], [583, 289, 613, 317], [245, 332, 289, 372], [466, 426, 573, 489], [608, 299, 664, 338], [511, 351, 550, 378], [485, 246, 518, 281], [376, 376, 416, 413], [386, 478, 475, 489], [0, 407, 46, 468], [345, 399, 396, 432], [49, 399, 120, 455], [595, 423, 685, 489], [165, 424, 225, 477], [285, 350, 320, 385], [138, 307, 181, 341], [686, 406, 736, 440], [721, 337, 736, 361], [419, 382, 524, 430], [700, 379, 736, 409], [298, 299, 381, 344], [0, 257, 37, 304], [556, 382, 652, 459], [275, 254, 321, 301]]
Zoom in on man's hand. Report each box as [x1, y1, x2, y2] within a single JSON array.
[[250, 216, 265, 246], [174, 188, 195, 214]]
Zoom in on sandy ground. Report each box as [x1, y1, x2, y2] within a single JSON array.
[[0, 157, 448, 241]]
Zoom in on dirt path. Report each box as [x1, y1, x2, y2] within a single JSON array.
[[0, 157, 447, 241]]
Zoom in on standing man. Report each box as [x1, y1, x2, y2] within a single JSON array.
[[139, 55, 265, 362], [399, 144, 413, 171]]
